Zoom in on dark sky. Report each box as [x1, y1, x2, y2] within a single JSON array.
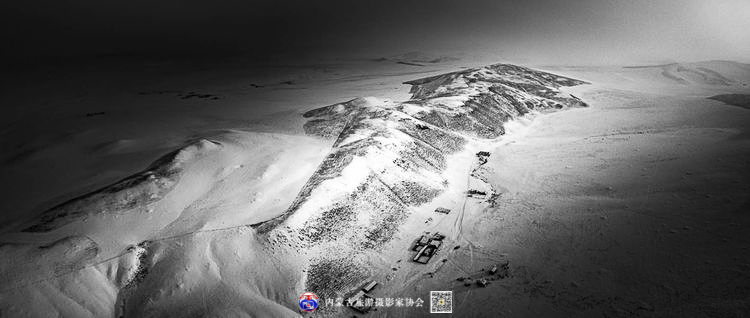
[[2, 0, 749, 65]]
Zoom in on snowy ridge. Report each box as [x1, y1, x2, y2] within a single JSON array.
[[402, 64, 588, 138], [254, 64, 588, 299], [1, 132, 328, 317], [0, 63, 588, 317], [258, 64, 587, 237], [22, 139, 222, 232]]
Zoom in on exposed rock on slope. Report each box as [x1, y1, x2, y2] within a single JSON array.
[[254, 64, 588, 300], [0, 63, 588, 316], [22, 139, 221, 232], [404, 64, 588, 137], [259, 64, 587, 236], [257, 97, 466, 245], [0, 236, 99, 289]]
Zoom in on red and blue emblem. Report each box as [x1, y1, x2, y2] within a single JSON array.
[[298, 292, 319, 312]]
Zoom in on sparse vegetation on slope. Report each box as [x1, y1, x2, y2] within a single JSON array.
[[257, 64, 589, 304]]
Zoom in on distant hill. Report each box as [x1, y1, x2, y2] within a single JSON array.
[[623, 60, 750, 86]]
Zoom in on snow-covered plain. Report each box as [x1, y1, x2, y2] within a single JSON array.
[[1, 57, 749, 317]]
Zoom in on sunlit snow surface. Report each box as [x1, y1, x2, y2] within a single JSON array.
[[2, 60, 750, 317]]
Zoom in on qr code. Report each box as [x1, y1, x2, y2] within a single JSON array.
[[430, 291, 452, 313]]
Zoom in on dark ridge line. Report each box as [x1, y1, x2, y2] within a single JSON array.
[[397, 126, 445, 153], [21, 139, 223, 233], [370, 172, 410, 208]]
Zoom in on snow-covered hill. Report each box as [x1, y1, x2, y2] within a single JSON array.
[[251, 64, 588, 307], [0, 63, 588, 317]]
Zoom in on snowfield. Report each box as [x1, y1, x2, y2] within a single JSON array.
[[1, 59, 749, 317]]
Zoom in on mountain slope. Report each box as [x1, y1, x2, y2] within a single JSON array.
[[0, 64, 588, 317], [253, 64, 588, 305]]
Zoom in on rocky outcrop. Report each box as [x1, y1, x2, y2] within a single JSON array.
[[401, 64, 587, 138], [252, 64, 589, 300], [247, 65, 587, 299], [1, 63, 589, 316], [256, 64, 587, 245]]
